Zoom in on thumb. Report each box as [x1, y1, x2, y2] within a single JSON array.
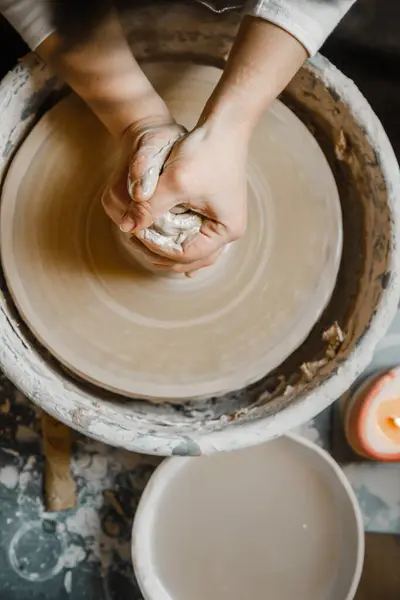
[[129, 165, 159, 202], [128, 131, 185, 203], [127, 177, 180, 232]]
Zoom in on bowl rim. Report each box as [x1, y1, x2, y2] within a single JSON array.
[[132, 433, 365, 600]]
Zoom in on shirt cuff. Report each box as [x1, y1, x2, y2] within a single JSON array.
[[0, 0, 55, 49], [245, 0, 356, 56]]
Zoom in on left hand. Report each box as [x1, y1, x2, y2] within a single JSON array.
[[102, 116, 186, 230]]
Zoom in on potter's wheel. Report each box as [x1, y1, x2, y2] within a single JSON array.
[[0, 62, 342, 401]]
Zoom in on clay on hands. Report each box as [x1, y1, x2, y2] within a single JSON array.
[[117, 203, 203, 272], [138, 208, 202, 253], [123, 124, 203, 258]]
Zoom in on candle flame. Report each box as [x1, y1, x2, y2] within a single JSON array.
[[389, 416, 400, 429]]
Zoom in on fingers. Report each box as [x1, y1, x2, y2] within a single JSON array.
[[182, 212, 246, 263], [126, 178, 179, 232], [163, 250, 221, 276], [124, 132, 186, 232], [122, 234, 221, 275], [127, 148, 161, 203], [179, 249, 222, 276], [128, 128, 185, 203], [131, 166, 159, 201], [102, 167, 179, 234], [181, 220, 228, 262], [136, 216, 237, 264], [102, 178, 131, 226]]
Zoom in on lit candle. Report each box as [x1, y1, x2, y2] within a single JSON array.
[[344, 369, 400, 461]]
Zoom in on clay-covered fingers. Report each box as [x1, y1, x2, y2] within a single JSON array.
[[127, 124, 186, 205], [102, 120, 186, 234], [181, 217, 245, 263], [136, 214, 244, 264], [122, 177, 183, 236]]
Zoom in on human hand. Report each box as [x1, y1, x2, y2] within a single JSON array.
[[122, 122, 248, 269], [102, 116, 186, 230], [103, 117, 223, 275]]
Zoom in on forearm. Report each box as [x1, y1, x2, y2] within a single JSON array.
[[36, 12, 169, 138], [199, 17, 307, 137]]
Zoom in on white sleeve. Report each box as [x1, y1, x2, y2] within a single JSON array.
[[245, 0, 357, 55], [0, 0, 55, 49]]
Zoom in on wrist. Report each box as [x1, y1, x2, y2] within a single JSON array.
[[123, 111, 180, 141], [193, 111, 252, 157], [197, 90, 257, 145], [115, 94, 172, 140], [197, 93, 258, 142], [197, 63, 275, 138], [197, 17, 307, 140]]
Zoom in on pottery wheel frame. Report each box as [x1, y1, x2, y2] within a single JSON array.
[[0, 3, 399, 456]]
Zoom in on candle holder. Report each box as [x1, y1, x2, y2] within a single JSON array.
[[343, 368, 400, 461]]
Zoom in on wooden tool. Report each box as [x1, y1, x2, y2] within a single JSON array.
[[42, 413, 76, 511]]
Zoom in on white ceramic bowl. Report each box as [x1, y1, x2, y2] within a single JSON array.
[[132, 434, 364, 600]]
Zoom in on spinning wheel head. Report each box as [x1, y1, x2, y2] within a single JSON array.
[[0, 62, 342, 401]]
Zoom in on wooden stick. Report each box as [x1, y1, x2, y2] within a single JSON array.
[[42, 412, 76, 511]]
